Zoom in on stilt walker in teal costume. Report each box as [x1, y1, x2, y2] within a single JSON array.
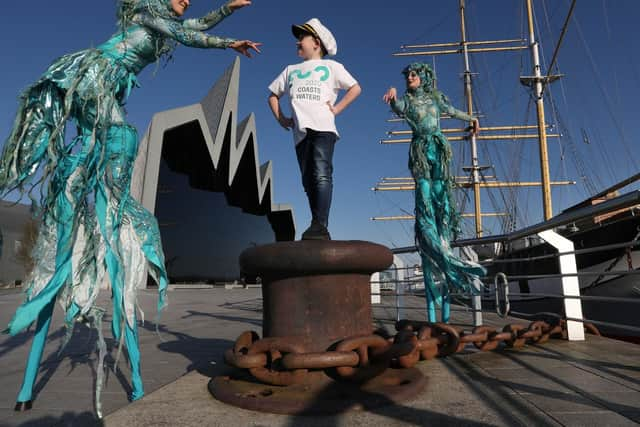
[[383, 63, 486, 323], [0, 0, 260, 416]]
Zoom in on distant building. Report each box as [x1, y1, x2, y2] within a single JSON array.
[[131, 58, 295, 284], [0, 202, 30, 286], [0, 59, 295, 286]]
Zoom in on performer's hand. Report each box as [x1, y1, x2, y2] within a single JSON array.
[[229, 40, 262, 58], [470, 118, 480, 136], [227, 0, 252, 11], [278, 116, 294, 130], [383, 87, 397, 104], [327, 102, 338, 115]]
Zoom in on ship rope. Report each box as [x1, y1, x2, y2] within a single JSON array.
[[570, 5, 639, 172], [373, 187, 416, 248], [540, 0, 605, 198]]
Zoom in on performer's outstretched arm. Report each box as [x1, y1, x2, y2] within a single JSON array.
[[135, 12, 237, 48], [438, 92, 479, 134], [183, 0, 252, 31], [182, 4, 233, 31]]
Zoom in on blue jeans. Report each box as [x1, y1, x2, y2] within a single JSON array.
[[295, 129, 337, 228]]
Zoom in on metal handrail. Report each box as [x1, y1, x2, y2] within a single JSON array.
[[375, 282, 640, 332], [373, 305, 471, 312], [451, 292, 640, 304], [376, 266, 418, 272], [371, 293, 429, 297], [484, 269, 640, 280], [494, 292, 640, 303], [392, 190, 640, 254], [479, 239, 640, 264], [371, 280, 426, 285], [451, 268, 640, 281], [510, 311, 640, 334]]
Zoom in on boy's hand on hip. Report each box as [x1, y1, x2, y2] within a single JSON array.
[[327, 102, 338, 115], [278, 116, 294, 130]]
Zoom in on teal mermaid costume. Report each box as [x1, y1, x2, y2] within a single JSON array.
[[0, 0, 238, 414], [389, 63, 486, 323]]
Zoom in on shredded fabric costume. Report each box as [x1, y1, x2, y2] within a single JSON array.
[[390, 63, 486, 323], [0, 0, 238, 415]]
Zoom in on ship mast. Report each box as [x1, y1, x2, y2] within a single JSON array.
[[526, 0, 553, 220], [373, 0, 574, 235], [460, 0, 483, 236]]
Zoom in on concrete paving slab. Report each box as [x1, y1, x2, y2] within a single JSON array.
[[547, 411, 639, 427], [104, 369, 558, 427], [1, 288, 639, 427], [519, 391, 608, 413], [620, 411, 640, 424]]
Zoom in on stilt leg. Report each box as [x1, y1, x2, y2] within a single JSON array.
[[15, 298, 56, 409], [422, 269, 437, 323], [124, 315, 144, 400], [442, 286, 451, 323]]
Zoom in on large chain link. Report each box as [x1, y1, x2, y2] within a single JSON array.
[[247, 337, 309, 386], [224, 318, 600, 384]]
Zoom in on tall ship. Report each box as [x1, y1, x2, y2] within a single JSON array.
[[372, 0, 640, 339]]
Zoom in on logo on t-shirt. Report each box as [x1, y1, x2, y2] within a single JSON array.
[[289, 66, 330, 85], [288, 66, 331, 102]]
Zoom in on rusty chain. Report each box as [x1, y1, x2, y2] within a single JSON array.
[[224, 318, 600, 386]]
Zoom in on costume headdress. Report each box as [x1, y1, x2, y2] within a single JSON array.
[[116, 0, 179, 61], [117, 0, 178, 30], [402, 62, 436, 92]]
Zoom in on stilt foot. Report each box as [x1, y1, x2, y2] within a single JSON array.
[[14, 400, 32, 411]]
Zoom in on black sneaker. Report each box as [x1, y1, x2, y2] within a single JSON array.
[[301, 220, 331, 240]]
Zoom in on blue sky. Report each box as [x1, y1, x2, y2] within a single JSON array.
[[1, 1, 638, 248]]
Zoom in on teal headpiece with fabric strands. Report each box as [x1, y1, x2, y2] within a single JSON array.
[[402, 62, 436, 92], [116, 0, 179, 61], [117, 0, 179, 30]]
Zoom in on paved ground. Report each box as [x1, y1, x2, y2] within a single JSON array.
[[0, 288, 639, 426], [0, 287, 262, 426]]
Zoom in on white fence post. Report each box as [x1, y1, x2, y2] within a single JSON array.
[[370, 272, 381, 304], [461, 245, 483, 326], [538, 229, 585, 341], [393, 255, 406, 322]]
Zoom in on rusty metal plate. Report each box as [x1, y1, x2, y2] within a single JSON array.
[[239, 240, 393, 278], [261, 274, 374, 352], [209, 368, 427, 415]]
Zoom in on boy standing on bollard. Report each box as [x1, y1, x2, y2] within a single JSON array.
[[268, 18, 361, 240]]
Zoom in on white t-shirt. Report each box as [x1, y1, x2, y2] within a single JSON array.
[[268, 59, 358, 144]]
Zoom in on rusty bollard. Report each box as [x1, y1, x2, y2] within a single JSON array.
[[243, 240, 391, 351], [209, 240, 427, 415]]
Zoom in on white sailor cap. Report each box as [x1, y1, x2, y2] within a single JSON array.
[[292, 18, 337, 56]]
